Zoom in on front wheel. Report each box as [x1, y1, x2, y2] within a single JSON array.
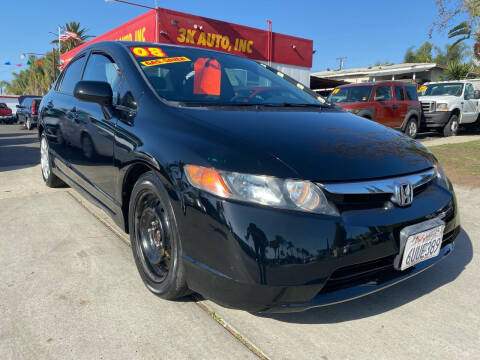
[[404, 117, 418, 138], [40, 134, 65, 188], [129, 172, 190, 300], [443, 114, 459, 137]]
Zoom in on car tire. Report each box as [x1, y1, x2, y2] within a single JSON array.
[[404, 117, 418, 138], [26, 118, 33, 130], [443, 114, 459, 137], [40, 134, 65, 188], [129, 171, 191, 300]]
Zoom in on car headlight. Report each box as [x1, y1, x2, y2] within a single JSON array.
[[436, 103, 449, 111], [434, 163, 451, 190], [184, 165, 338, 215]]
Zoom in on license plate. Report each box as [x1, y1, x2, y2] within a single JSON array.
[[400, 222, 445, 271]]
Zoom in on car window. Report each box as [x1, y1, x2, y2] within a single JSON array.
[[394, 86, 404, 101], [133, 45, 321, 106], [83, 53, 121, 103], [465, 83, 474, 100], [22, 98, 31, 107], [0, 103, 5, 109], [375, 85, 392, 101], [327, 86, 373, 103], [405, 85, 418, 100], [59, 55, 86, 95], [423, 83, 463, 97]]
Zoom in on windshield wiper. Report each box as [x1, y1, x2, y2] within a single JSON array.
[[262, 103, 326, 108]]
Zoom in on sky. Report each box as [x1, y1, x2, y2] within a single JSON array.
[[0, 0, 473, 83]]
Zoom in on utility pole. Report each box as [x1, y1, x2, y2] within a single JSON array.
[[336, 56, 347, 70]]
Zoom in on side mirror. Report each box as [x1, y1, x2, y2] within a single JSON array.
[[474, 90, 480, 99], [16, 104, 22, 108], [74, 81, 113, 106], [374, 95, 385, 102]]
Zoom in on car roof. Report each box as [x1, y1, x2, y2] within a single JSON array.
[[77, 41, 250, 61], [336, 81, 414, 89]]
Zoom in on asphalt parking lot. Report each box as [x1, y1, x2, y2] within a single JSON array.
[[1, 124, 479, 359]]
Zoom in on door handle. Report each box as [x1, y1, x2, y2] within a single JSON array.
[[392, 104, 399, 109]]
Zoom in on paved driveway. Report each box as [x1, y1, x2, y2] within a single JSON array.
[[1, 125, 478, 359]]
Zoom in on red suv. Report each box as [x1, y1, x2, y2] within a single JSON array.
[[328, 81, 422, 138]]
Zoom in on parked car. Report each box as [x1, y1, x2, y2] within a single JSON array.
[[17, 97, 42, 130], [418, 80, 480, 136], [0, 95, 20, 121], [328, 81, 422, 138], [0, 102, 13, 124], [38, 41, 459, 313]]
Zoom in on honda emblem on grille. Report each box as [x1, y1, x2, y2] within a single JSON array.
[[392, 182, 413, 207]]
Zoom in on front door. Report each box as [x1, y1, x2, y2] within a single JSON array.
[[70, 52, 121, 199], [373, 84, 396, 127]]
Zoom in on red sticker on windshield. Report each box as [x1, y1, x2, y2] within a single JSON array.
[[130, 47, 167, 58]]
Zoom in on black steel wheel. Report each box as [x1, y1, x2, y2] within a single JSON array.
[[129, 171, 190, 299]]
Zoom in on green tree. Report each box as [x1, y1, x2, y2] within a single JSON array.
[[0, 80, 9, 95], [445, 60, 473, 80], [404, 42, 434, 63], [51, 21, 94, 54], [431, 0, 480, 61], [433, 42, 470, 64], [5, 51, 59, 95]]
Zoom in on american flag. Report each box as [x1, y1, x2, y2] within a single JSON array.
[[59, 30, 81, 42]]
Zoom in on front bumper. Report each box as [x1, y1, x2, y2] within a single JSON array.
[[178, 181, 460, 312], [423, 111, 450, 128]]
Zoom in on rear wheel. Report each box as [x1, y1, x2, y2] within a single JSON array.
[[40, 134, 65, 188], [404, 117, 418, 138], [443, 114, 459, 137], [129, 172, 190, 299]]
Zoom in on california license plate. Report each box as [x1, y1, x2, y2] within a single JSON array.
[[397, 218, 445, 271]]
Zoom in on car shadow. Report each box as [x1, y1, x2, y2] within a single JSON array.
[[258, 229, 472, 324], [0, 145, 40, 171]]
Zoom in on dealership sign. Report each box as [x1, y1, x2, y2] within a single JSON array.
[[60, 8, 313, 68]]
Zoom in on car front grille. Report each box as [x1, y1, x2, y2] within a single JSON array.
[[421, 101, 435, 113]]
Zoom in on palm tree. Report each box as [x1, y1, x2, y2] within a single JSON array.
[[51, 22, 94, 54], [446, 61, 472, 80], [0, 80, 9, 95]]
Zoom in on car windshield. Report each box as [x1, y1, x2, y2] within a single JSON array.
[[421, 83, 464, 97], [131, 45, 323, 107], [327, 86, 373, 103]]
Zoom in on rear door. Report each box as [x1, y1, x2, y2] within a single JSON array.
[[373, 84, 395, 126], [462, 83, 477, 123], [393, 85, 408, 128], [42, 55, 86, 174]]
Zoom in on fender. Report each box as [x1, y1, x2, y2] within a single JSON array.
[[400, 108, 421, 131], [355, 107, 375, 121]]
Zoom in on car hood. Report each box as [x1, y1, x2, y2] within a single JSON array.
[[419, 95, 460, 103], [177, 107, 435, 182]]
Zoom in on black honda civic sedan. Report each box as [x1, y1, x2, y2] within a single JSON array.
[[38, 41, 460, 312]]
